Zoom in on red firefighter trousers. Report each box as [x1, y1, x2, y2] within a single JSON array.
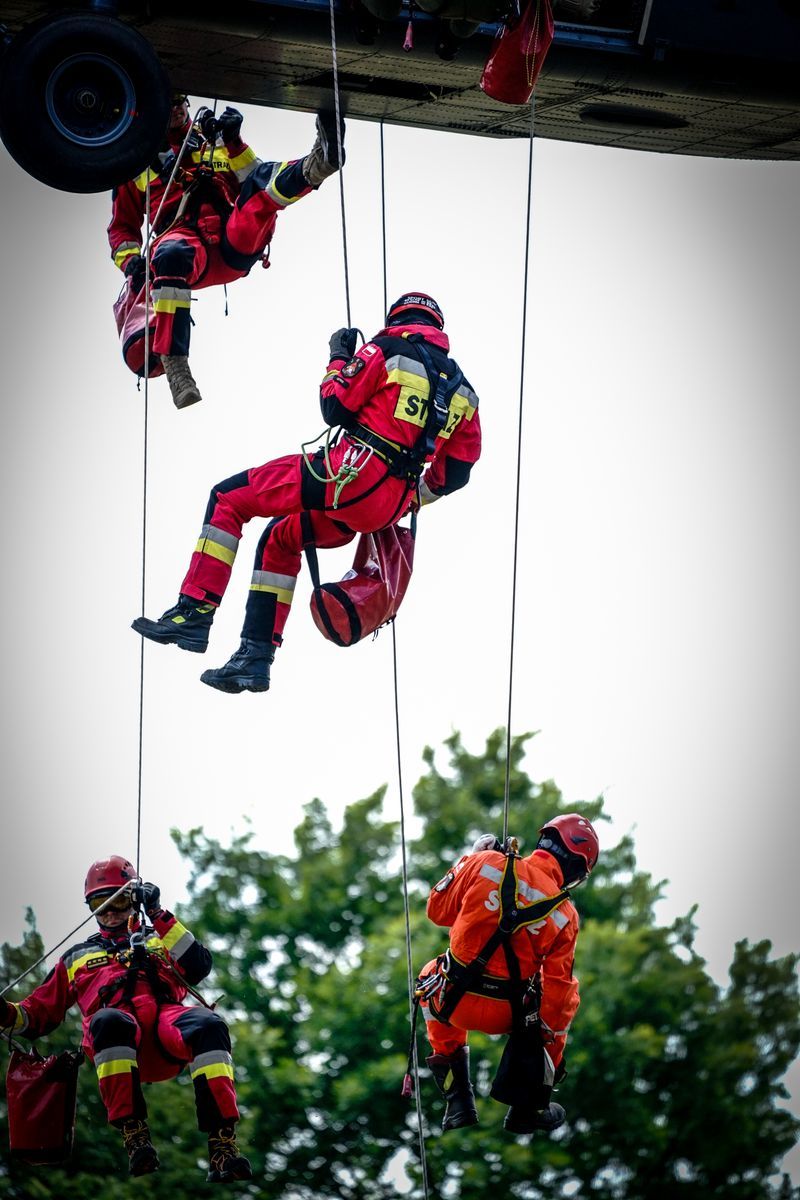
[[418, 957, 517, 1057], [151, 157, 313, 358], [87, 1002, 239, 1129], [179, 442, 412, 646]]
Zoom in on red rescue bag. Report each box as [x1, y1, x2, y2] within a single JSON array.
[[6, 1045, 83, 1164], [480, 0, 554, 106], [113, 276, 164, 379], [304, 517, 416, 647]]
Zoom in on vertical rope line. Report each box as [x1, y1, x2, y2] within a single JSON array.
[[503, 97, 536, 845], [381, 120, 430, 1200], [328, 0, 351, 324], [136, 177, 153, 879]]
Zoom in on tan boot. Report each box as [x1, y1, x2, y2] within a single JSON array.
[[302, 110, 346, 187], [160, 355, 202, 409]]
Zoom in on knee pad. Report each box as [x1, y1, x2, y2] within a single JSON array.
[[89, 1007, 137, 1048], [174, 1006, 232, 1054], [152, 237, 195, 280]]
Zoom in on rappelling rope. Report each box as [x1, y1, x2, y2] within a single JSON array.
[[136, 175, 153, 880], [381, 118, 431, 1200], [502, 97, 536, 845], [328, 0, 351, 324]]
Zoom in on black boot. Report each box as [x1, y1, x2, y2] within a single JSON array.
[[504, 1100, 566, 1135], [200, 639, 275, 693], [120, 1117, 160, 1176], [132, 596, 215, 653], [426, 1047, 479, 1132], [207, 1124, 253, 1183]]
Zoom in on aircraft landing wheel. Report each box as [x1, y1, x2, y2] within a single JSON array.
[[0, 11, 170, 193]]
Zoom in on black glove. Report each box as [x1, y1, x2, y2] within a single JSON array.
[[124, 253, 147, 293], [329, 327, 358, 361], [0, 996, 15, 1028], [194, 105, 219, 142], [554, 1058, 568, 1086], [216, 106, 244, 143], [132, 882, 163, 918]]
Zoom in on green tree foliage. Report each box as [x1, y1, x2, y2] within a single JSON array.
[[1, 732, 797, 1198]]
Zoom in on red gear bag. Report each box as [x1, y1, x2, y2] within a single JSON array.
[[113, 276, 164, 380], [6, 1045, 83, 1163], [304, 518, 416, 647], [480, 0, 554, 106]]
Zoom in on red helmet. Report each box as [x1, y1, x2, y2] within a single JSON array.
[[385, 292, 444, 330], [538, 813, 599, 879], [84, 856, 137, 902]]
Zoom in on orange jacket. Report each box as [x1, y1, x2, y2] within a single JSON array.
[[427, 848, 580, 1063]]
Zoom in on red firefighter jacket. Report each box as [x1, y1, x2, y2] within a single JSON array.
[[427, 848, 580, 1064], [5, 911, 211, 1044], [320, 324, 482, 501], [107, 125, 260, 272]]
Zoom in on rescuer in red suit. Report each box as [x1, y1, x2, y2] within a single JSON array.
[[131, 291, 482, 693], [418, 813, 599, 1135], [0, 856, 250, 1183], [108, 93, 345, 409]]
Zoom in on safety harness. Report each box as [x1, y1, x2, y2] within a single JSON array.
[[302, 333, 465, 515], [403, 846, 571, 1093]]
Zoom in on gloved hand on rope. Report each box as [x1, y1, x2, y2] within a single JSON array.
[[328, 327, 359, 362], [194, 105, 219, 142], [124, 253, 147, 294], [132, 882, 164, 920], [216, 106, 244, 143], [472, 833, 503, 853], [0, 996, 16, 1028]]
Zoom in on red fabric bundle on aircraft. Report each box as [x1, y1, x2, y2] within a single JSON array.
[[113, 276, 164, 379], [480, 0, 554, 106], [309, 523, 415, 647], [6, 1047, 83, 1164]]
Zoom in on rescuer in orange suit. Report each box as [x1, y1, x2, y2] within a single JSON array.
[[418, 813, 599, 1134], [108, 93, 345, 409], [131, 292, 481, 693], [0, 856, 250, 1183]]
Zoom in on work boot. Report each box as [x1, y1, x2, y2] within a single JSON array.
[[120, 1117, 160, 1176], [160, 355, 203, 409], [200, 638, 275, 693], [132, 596, 215, 653], [207, 1124, 253, 1183], [503, 1100, 566, 1135], [426, 1046, 479, 1132], [302, 109, 346, 186]]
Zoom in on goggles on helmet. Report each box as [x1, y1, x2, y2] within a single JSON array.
[[87, 889, 133, 915]]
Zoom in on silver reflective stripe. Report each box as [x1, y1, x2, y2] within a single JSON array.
[[422, 1005, 436, 1023], [551, 908, 569, 930], [454, 382, 479, 409], [94, 1046, 137, 1066], [200, 524, 239, 552], [518, 881, 548, 904], [151, 284, 191, 301], [169, 930, 195, 959], [251, 570, 297, 592], [384, 354, 430, 383], [191, 1050, 233, 1070], [479, 863, 503, 885]]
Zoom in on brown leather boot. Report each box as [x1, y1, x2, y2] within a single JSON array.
[[160, 355, 202, 409], [120, 1117, 159, 1175], [302, 110, 346, 186]]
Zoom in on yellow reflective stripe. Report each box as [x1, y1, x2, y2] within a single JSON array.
[[228, 146, 255, 173], [153, 298, 192, 314], [195, 538, 236, 566], [160, 919, 190, 953], [66, 951, 104, 984], [134, 168, 159, 192], [191, 1061, 234, 1081], [114, 245, 141, 270], [249, 582, 294, 604], [266, 162, 303, 207], [97, 1058, 136, 1079]]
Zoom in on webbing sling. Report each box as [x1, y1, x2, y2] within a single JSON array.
[[407, 335, 464, 466], [434, 853, 570, 1025]]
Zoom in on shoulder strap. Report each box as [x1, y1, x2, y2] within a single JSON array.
[[407, 336, 464, 460]]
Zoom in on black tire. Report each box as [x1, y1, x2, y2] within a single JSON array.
[[0, 11, 171, 193]]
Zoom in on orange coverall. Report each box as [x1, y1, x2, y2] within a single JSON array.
[[420, 848, 580, 1064]]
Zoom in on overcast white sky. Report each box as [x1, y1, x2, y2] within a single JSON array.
[[0, 102, 798, 1173]]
